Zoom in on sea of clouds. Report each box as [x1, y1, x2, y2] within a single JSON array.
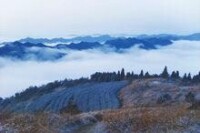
[[0, 40, 200, 98]]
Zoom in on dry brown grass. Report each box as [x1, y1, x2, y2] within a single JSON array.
[[0, 112, 70, 133], [102, 105, 195, 133], [2, 105, 200, 133], [0, 111, 100, 133], [119, 79, 159, 107]]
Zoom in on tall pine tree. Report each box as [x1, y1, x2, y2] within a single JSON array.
[[161, 66, 169, 79]]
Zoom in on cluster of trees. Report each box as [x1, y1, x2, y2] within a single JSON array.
[[2, 66, 200, 102], [91, 66, 200, 83], [193, 72, 200, 83], [90, 69, 158, 82]]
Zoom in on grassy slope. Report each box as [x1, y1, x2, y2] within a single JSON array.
[[1, 78, 200, 133]]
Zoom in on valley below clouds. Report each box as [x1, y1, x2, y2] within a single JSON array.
[[0, 40, 200, 98]]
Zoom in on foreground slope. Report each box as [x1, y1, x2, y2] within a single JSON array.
[[2, 78, 200, 133]]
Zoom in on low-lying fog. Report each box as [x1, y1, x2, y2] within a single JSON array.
[[0, 40, 200, 98]]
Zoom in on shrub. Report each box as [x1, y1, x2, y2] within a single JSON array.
[[185, 92, 195, 103], [157, 94, 172, 104]]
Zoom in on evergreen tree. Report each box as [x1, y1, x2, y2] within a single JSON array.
[[171, 71, 179, 79], [182, 73, 188, 82], [188, 73, 192, 81], [126, 72, 131, 79], [121, 68, 125, 80], [131, 71, 134, 78], [117, 71, 121, 81], [139, 70, 144, 78], [192, 73, 200, 83], [171, 71, 176, 79], [111, 72, 117, 81], [175, 71, 180, 79], [161, 66, 169, 78], [144, 72, 150, 78]]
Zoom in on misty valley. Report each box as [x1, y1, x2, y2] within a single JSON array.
[[0, 34, 200, 133]]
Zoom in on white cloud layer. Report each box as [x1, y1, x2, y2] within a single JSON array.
[[0, 0, 200, 41], [0, 40, 200, 98]]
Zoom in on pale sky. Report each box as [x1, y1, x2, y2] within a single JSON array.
[[0, 0, 200, 41]]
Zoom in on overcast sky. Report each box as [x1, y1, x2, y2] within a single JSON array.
[[0, 0, 200, 41]]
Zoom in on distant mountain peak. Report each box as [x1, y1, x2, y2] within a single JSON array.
[[17, 35, 114, 44]]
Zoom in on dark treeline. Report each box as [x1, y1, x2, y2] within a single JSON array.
[[2, 66, 200, 102], [91, 66, 200, 83]]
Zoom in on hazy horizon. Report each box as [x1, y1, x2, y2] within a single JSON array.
[[1, 0, 200, 41], [1, 32, 200, 44]]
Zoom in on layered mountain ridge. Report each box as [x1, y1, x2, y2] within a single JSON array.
[[0, 33, 199, 61]]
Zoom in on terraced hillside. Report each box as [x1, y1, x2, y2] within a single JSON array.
[[0, 81, 128, 113]]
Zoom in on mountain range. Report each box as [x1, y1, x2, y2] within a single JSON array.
[[18, 35, 114, 44], [0, 33, 200, 61]]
